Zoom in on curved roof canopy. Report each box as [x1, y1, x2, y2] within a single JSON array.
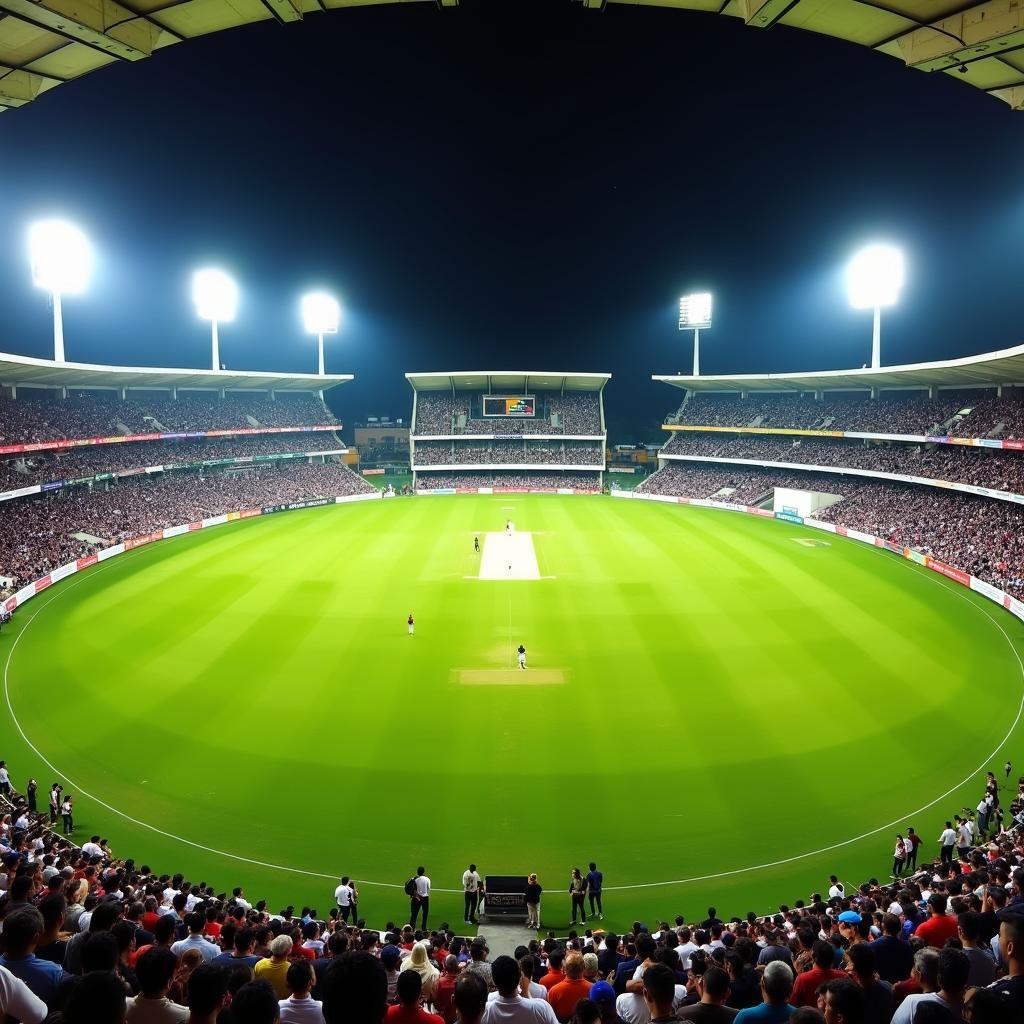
[[0, 349, 352, 392], [406, 371, 610, 393], [654, 342, 1024, 393], [1, 1, 1021, 113]]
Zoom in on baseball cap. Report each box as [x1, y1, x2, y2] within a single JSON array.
[[590, 982, 615, 1003], [837, 911, 862, 924]]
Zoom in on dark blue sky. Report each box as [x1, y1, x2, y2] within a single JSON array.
[[2, 1, 1022, 441]]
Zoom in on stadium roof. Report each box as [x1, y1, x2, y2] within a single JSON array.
[[0, 349, 352, 391], [653, 342, 1024, 393], [405, 371, 610, 393], [1, 1, 1021, 113]]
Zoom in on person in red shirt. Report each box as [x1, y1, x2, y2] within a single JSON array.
[[548, 952, 593, 1022], [387, 970, 445, 1024], [914, 894, 959, 948], [540, 949, 566, 991], [204, 906, 222, 940], [433, 955, 461, 1024], [791, 941, 848, 1007]]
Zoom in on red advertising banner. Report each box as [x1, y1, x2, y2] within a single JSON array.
[[926, 557, 971, 587], [125, 532, 162, 550], [3, 597, 16, 613], [187, 522, 202, 531], [835, 526, 848, 537], [239, 508, 262, 519], [76, 553, 98, 571], [34, 576, 52, 592]]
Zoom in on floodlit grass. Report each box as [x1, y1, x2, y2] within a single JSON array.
[[3, 495, 1022, 929]]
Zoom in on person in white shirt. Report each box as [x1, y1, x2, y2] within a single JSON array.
[[231, 887, 251, 910], [482, 955, 558, 1024], [0, 762, 10, 799], [0, 964, 46, 1024], [939, 821, 957, 864], [81, 836, 104, 859], [170, 912, 220, 962], [674, 930, 699, 971], [410, 866, 431, 929], [334, 876, 355, 923], [463, 864, 482, 925], [279, 960, 325, 1024], [827, 876, 845, 899]]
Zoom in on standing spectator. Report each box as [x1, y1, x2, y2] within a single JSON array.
[[334, 878, 354, 924], [569, 870, 588, 926], [279, 960, 324, 1024], [410, 868, 431, 930], [890, 948, 969, 1024], [61, 795, 74, 835], [844, 945, 892, 1024], [463, 865, 482, 926], [0, 761, 11, 799], [388, 972, 444, 1024], [49, 783, 62, 824], [891, 837, 907, 879], [548, 953, 593, 1023], [126, 947, 188, 1023], [540, 952, 566, 992], [525, 876, 543, 932], [255, 935, 294, 999], [790, 943, 846, 1008], [733, 962, 795, 1024], [904, 829, 921, 872], [914, 896, 958, 949], [26, 778, 37, 812], [677, 966, 736, 1024], [585, 865, 603, 922], [938, 823, 956, 866]]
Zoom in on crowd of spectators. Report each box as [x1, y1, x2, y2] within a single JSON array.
[[0, 762, 1021, 1024], [415, 472, 602, 491], [413, 394, 602, 436], [0, 433, 345, 492], [672, 392, 1024, 440], [0, 463, 375, 590], [638, 464, 1024, 599], [659, 435, 1024, 495], [413, 442, 604, 468], [0, 392, 337, 447]]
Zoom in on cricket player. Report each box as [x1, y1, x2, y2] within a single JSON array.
[[517, 644, 527, 670], [474, 536, 480, 553], [407, 614, 415, 636]]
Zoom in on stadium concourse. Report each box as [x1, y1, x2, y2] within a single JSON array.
[[407, 373, 608, 496]]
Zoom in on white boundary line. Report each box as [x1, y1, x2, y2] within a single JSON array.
[[1, 504, 1022, 894]]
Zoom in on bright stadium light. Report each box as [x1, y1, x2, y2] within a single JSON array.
[[301, 291, 341, 377], [679, 292, 713, 376], [28, 219, 93, 363], [192, 268, 238, 372], [846, 244, 904, 369]]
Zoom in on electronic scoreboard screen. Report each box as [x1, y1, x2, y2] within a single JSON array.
[[482, 396, 536, 418]]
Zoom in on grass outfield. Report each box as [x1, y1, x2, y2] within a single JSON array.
[[3, 494, 1023, 930]]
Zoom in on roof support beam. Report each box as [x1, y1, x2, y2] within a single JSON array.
[[0, 0, 168, 60], [894, 1, 1024, 73], [990, 83, 1024, 108], [739, 0, 802, 30], [258, 0, 302, 25], [0, 65, 55, 104]]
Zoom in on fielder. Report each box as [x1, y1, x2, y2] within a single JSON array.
[[517, 644, 527, 670]]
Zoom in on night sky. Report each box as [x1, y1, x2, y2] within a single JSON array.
[[2, 0, 1022, 442]]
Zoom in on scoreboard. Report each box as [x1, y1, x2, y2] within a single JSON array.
[[482, 396, 536, 418]]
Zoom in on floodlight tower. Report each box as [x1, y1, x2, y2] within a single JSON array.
[[679, 292, 713, 376], [301, 292, 341, 376], [192, 269, 238, 372], [28, 219, 93, 363], [846, 245, 904, 369]]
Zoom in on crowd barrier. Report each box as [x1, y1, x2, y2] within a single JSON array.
[[613, 489, 1024, 624], [415, 487, 596, 496], [0, 424, 341, 458], [660, 453, 1024, 507], [0, 448, 349, 505], [1, 491, 382, 616], [664, 423, 1024, 450]]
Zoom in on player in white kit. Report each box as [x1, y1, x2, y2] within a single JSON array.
[[517, 644, 527, 670]]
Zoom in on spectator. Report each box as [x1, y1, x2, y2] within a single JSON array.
[[791, 943, 846, 1008], [187, 963, 229, 1024], [677, 965, 737, 1024], [279, 960, 324, 1024], [127, 947, 188, 1023], [548, 952, 593, 1022], [817, 980, 866, 1024], [229, 979, 282, 1024], [63, 969, 129, 1024], [320, 951, 389, 1024], [0, 905, 72, 1010], [733, 962, 795, 1024], [0, 963, 46, 1024], [255, 936, 294, 1000], [890, 949, 969, 1024], [914, 897, 958, 949], [867, 916, 912, 985], [843, 945, 892, 1024], [387, 971, 444, 1024], [172, 913, 220, 962], [455, 974, 490, 1024]]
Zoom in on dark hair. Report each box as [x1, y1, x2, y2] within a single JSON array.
[[229, 980, 281, 1024], [62, 971, 127, 1024], [38, 893, 67, 931], [572, 999, 600, 1024], [820, 980, 866, 1024], [454, 973, 488, 1022], [936, 948, 970, 994], [1, 906, 44, 952], [81, 931, 120, 973], [846, 942, 876, 978], [321, 951, 388, 1024], [641, 963, 675, 1006], [811, 940, 834, 970], [136, 946, 179, 996], [491, 955, 520, 995], [701, 966, 729, 1001], [396, 969, 422, 1006], [90, 901, 121, 933], [287, 959, 314, 993], [188, 963, 228, 1015]]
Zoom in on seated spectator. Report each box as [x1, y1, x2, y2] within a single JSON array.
[[279, 960, 324, 1024], [229, 979, 283, 1024], [63, 969, 129, 1024], [891, 948, 969, 1024], [914, 897, 958, 949], [0, 962, 46, 1024], [844, 944, 893, 1024], [791, 942, 846, 1008], [548, 952, 592, 1022], [402, 942, 440, 1004], [455, 974, 490, 1024], [255, 935, 294, 1000], [817, 980, 866, 1024], [387, 971, 444, 1024], [126, 946, 187, 1023], [677, 965, 737, 1024], [0, 905, 73, 1010], [187, 963, 229, 1024], [733, 962, 795, 1024], [320, 951, 389, 1024]]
